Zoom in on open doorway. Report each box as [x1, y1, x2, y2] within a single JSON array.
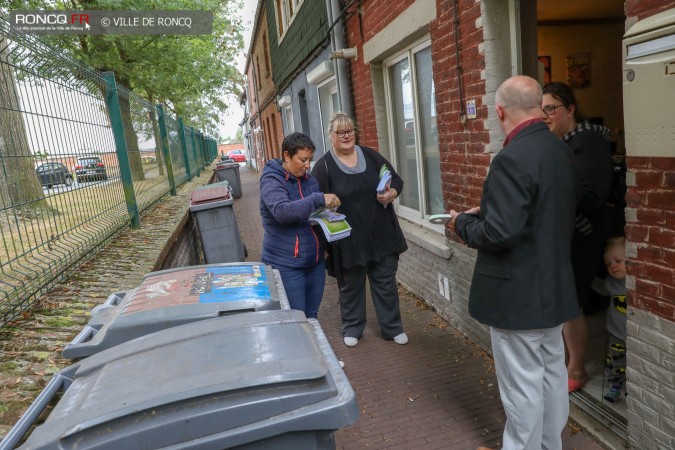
[[534, 0, 628, 435]]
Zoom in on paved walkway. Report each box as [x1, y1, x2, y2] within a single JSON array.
[[236, 165, 607, 450], [0, 163, 609, 449]]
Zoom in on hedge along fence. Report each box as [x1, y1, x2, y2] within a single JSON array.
[[0, 20, 217, 326]]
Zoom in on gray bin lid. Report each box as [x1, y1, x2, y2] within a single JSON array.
[[62, 263, 290, 359], [12, 310, 358, 450], [215, 162, 238, 169], [195, 181, 229, 190]]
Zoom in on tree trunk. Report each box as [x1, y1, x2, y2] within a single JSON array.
[[147, 95, 165, 176], [0, 37, 53, 216], [119, 98, 146, 181]]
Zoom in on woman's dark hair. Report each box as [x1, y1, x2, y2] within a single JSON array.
[[281, 132, 316, 159], [542, 82, 584, 123]]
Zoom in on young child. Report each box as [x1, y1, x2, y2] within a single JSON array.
[[591, 237, 627, 403]]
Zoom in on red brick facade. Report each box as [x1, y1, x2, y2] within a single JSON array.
[[345, 0, 491, 213], [626, 157, 675, 321], [626, 0, 675, 20], [260, 104, 284, 161], [247, 8, 278, 170], [345, 0, 416, 149]]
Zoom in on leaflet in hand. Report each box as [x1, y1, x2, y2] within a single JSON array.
[[309, 209, 352, 242], [377, 165, 392, 194], [310, 207, 346, 222]]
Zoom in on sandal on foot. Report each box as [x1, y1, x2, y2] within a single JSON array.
[[568, 376, 588, 393]]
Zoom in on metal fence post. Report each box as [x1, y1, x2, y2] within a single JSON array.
[[199, 132, 207, 167], [155, 104, 177, 196], [197, 132, 205, 167], [188, 127, 200, 175], [103, 72, 140, 229], [177, 117, 192, 181], [195, 130, 203, 168]]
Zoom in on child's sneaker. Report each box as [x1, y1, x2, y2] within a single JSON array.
[[603, 383, 624, 403]]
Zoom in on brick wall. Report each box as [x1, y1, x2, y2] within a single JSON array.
[[246, 63, 258, 120], [623, 2, 675, 449], [251, 9, 275, 109], [260, 104, 284, 161], [157, 212, 202, 270], [347, 0, 490, 210], [625, 156, 675, 449], [625, 0, 675, 21], [625, 308, 675, 449], [398, 241, 491, 351], [625, 157, 675, 321]]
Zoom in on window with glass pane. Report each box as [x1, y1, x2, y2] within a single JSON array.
[[386, 42, 441, 219], [284, 105, 294, 133], [275, 0, 305, 39], [389, 57, 420, 211], [415, 46, 442, 215], [319, 79, 339, 154]]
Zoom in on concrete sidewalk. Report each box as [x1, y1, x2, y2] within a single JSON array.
[[235, 165, 608, 450]]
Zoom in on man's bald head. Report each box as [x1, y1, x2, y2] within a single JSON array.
[[495, 76, 543, 134]]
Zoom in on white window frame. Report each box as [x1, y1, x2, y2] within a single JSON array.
[[275, 0, 305, 43], [284, 105, 294, 134], [317, 76, 339, 154], [383, 37, 440, 226]]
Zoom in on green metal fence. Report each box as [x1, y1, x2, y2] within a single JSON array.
[[0, 22, 217, 326]]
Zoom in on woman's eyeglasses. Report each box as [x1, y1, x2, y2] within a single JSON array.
[[542, 104, 564, 116], [334, 129, 355, 138]]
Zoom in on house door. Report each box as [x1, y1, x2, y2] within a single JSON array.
[[531, 0, 628, 437]]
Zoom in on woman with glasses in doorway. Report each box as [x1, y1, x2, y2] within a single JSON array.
[[312, 112, 409, 348], [542, 82, 613, 393]]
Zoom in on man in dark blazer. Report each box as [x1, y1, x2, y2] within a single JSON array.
[[447, 76, 579, 450]]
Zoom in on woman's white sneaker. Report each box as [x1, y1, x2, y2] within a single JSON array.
[[343, 336, 358, 347], [394, 333, 408, 345]]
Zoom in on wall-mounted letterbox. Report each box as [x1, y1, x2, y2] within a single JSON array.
[[623, 8, 675, 157]]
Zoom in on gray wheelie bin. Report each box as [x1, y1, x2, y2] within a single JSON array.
[[1, 310, 358, 450], [190, 184, 245, 264], [215, 162, 242, 198], [62, 262, 289, 359]]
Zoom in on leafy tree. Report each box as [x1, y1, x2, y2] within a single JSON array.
[[224, 128, 243, 144], [4, 0, 244, 181]]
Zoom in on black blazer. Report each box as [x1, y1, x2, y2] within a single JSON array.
[[455, 121, 580, 330]]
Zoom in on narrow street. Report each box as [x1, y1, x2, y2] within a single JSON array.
[[0, 163, 611, 449]]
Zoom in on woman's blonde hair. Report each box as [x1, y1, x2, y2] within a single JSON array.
[[328, 111, 356, 134]]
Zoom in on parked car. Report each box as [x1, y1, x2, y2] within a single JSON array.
[[226, 149, 246, 163], [404, 120, 415, 145], [74, 156, 108, 182], [36, 162, 73, 188]]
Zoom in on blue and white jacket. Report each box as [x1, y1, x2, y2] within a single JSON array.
[[259, 158, 326, 269]]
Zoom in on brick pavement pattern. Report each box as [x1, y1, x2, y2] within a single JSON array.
[[0, 163, 607, 449]]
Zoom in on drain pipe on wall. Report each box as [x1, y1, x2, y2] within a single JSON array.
[[326, 0, 353, 117]]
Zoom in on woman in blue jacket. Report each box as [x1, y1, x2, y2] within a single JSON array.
[[259, 132, 340, 318]]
